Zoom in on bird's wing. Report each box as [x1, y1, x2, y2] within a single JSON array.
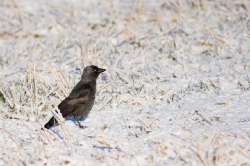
[[66, 82, 91, 99], [58, 83, 91, 117], [58, 100, 83, 117]]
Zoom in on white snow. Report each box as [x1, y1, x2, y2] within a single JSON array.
[[0, 0, 250, 165]]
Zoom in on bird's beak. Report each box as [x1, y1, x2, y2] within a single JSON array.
[[98, 68, 106, 73]]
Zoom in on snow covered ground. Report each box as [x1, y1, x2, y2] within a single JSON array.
[[0, 0, 250, 165]]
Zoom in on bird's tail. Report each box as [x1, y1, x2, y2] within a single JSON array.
[[44, 117, 58, 129]]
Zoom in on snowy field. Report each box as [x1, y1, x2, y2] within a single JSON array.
[[0, 0, 250, 165]]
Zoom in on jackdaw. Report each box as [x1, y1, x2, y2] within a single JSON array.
[[44, 65, 106, 129]]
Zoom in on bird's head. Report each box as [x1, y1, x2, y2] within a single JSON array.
[[81, 65, 106, 81]]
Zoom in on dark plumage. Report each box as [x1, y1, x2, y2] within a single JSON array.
[[44, 65, 105, 129]]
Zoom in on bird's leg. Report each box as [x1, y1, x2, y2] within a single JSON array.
[[74, 116, 86, 129]]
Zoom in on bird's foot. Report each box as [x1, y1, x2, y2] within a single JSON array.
[[79, 125, 87, 129], [75, 117, 87, 129]]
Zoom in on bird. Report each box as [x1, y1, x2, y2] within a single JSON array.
[[44, 65, 106, 129]]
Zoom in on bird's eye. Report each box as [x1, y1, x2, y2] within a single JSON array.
[[94, 70, 97, 72]]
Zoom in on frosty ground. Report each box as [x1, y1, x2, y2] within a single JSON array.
[[0, 0, 250, 165]]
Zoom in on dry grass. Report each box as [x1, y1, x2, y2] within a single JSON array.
[[0, 0, 250, 165]]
